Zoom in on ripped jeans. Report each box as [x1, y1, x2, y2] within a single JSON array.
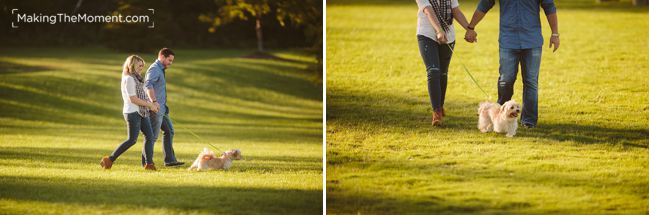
[[497, 47, 542, 126], [417, 35, 454, 112]]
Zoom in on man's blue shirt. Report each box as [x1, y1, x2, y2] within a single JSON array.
[[145, 59, 167, 110], [477, 0, 556, 49]]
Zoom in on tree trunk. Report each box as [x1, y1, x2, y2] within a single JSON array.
[[255, 12, 264, 52]]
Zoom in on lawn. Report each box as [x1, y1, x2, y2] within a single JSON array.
[[0, 47, 323, 214], [326, 0, 649, 214]]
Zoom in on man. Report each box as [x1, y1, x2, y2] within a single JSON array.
[[465, 0, 559, 128], [143, 48, 184, 166]]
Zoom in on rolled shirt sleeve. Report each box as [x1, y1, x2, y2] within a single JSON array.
[[416, 0, 432, 12], [541, 0, 557, 15], [477, 0, 495, 13], [144, 68, 159, 89]]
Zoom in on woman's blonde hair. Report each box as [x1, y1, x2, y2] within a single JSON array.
[[122, 55, 145, 76]]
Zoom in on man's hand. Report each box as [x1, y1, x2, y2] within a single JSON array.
[[149, 102, 160, 113], [465, 29, 478, 43], [436, 32, 448, 44], [549, 35, 560, 52]]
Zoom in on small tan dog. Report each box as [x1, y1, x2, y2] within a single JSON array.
[[478, 100, 521, 137], [188, 148, 242, 171]]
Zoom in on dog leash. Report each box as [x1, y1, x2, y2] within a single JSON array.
[[174, 121, 224, 153], [443, 43, 492, 101], [437, 18, 493, 101]]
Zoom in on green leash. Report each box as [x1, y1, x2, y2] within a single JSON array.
[[437, 18, 493, 100], [178, 123, 224, 153], [445, 43, 492, 101]]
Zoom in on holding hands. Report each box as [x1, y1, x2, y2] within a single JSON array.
[[465, 29, 478, 43], [148, 102, 160, 113]]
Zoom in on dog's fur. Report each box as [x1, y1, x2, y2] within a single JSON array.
[[188, 148, 242, 171], [478, 100, 521, 137]]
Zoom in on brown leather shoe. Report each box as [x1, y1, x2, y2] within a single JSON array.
[[144, 163, 157, 171], [100, 156, 113, 169], [432, 110, 443, 126]]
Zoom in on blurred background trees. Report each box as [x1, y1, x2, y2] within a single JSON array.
[[0, 0, 322, 54]]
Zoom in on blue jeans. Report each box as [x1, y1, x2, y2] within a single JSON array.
[[417, 35, 454, 111], [497, 47, 542, 126], [110, 112, 155, 164], [142, 105, 177, 165]]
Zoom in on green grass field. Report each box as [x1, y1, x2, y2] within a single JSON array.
[[326, 0, 649, 214], [0, 47, 323, 214]]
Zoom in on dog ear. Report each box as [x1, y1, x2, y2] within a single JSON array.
[[234, 149, 241, 158], [500, 104, 505, 112]]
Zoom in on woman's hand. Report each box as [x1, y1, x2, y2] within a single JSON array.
[[437, 31, 448, 44]]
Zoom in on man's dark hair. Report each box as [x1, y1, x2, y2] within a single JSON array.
[[158, 48, 175, 57]]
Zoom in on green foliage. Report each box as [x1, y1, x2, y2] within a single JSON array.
[[0, 0, 320, 51], [199, 0, 322, 50], [326, 0, 649, 214]]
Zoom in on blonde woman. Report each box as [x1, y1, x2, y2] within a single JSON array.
[[101, 55, 160, 171]]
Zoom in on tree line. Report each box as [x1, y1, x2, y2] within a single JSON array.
[[0, 0, 322, 53]]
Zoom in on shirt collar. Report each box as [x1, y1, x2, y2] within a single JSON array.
[[154, 59, 165, 70]]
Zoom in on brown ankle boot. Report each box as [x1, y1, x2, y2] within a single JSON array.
[[144, 164, 157, 171], [432, 110, 443, 126], [100, 156, 113, 169]]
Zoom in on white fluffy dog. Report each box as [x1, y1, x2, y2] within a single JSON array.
[[188, 148, 242, 171], [478, 100, 521, 137]]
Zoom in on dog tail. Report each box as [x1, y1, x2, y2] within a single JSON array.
[[478, 101, 492, 115]]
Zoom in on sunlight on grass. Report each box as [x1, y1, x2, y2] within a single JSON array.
[[0, 47, 322, 214], [326, 0, 649, 214]]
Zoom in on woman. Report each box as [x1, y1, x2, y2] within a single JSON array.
[[416, 0, 475, 126], [100, 55, 159, 170]]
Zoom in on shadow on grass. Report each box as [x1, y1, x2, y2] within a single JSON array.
[[326, 158, 647, 214], [0, 147, 322, 173], [327, 191, 485, 214], [328, 89, 649, 148], [0, 50, 322, 141], [0, 176, 322, 215], [241, 52, 307, 64], [522, 123, 649, 148], [0, 81, 118, 125], [327, 89, 485, 131], [0, 60, 52, 75], [173, 60, 322, 102], [327, 181, 576, 214], [0, 116, 321, 145], [326, 191, 555, 215]]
